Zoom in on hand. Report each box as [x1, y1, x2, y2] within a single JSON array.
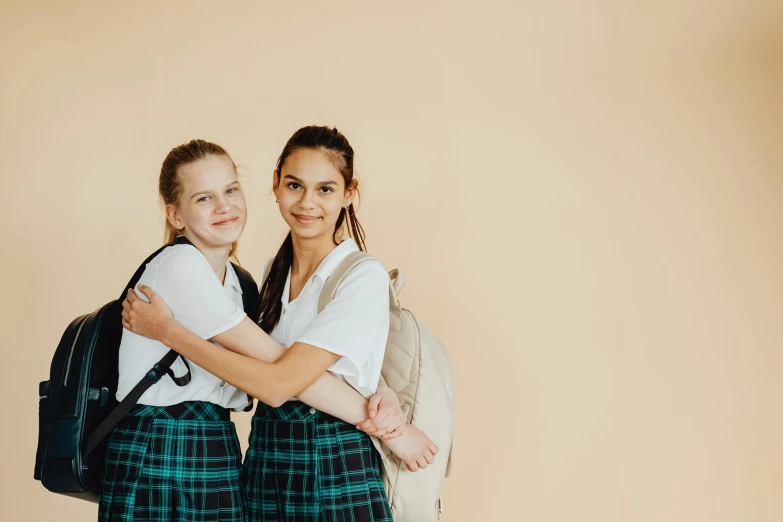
[[121, 285, 174, 342], [357, 385, 406, 440], [382, 424, 438, 472]]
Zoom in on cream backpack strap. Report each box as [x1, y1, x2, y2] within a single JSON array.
[[317, 251, 402, 399]]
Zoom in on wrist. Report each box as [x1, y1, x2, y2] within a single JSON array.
[[158, 317, 178, 346]]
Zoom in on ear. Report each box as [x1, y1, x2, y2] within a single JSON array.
[[165, 203, 185, 233], [344, 179, 358, 207], [272, 170, 280, 201]]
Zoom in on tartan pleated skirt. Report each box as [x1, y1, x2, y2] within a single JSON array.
[[99, 401, 246, 522], [243, 401, 393, 522]]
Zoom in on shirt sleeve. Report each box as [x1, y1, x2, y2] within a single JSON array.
[[295, 260, 390, 389], [136, 245, 246, 340]]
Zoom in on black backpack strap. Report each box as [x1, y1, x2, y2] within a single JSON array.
[[230, 261, 259, 412], [83, 349, 180, 458], [122, 235, 194, 388], [83, 236, 194, 458], [231, 262, 260, 323]]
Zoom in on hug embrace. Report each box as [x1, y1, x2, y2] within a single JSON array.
[[35, 126, 454, 521]]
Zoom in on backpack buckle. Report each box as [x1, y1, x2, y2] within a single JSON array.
[[145, 363, 167, 384]]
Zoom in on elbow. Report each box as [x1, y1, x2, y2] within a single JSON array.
[[250, 382, 295, 408], [263, 393, 287, 408]]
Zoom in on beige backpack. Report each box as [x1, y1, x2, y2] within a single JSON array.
[[318, 252, 455, 522]]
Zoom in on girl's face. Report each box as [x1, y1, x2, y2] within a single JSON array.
[[274, 148, 355, 242], [166, 155, 247, 251]]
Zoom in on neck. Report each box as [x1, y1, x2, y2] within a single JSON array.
[[185, 234, 230, 283], [290, 232, 339, 279]]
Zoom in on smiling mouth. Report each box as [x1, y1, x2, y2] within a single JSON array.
[[293, 214, 320, 224], [213, 217, 238, 226]]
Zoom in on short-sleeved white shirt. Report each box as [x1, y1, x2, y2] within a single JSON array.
[[267, 239, 390, 392], [116, 244, 249, 410]]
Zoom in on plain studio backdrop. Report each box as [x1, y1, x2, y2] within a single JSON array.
[[2, 1, 782, 521]]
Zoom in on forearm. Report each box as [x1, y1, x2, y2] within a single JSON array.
[[212, 318, 372, 421], [297, 373, 369, 425], [224, 334, 369, 423], [159, 319, 321, 406]]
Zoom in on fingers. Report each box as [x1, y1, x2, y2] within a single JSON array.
[[371, 415, 405, 438], [416, 456, 428, 469], [382, 424, 405, 440], [429, 441, 439, 455], [405, 460, 419, 472], [356, 412, 386, 433], [357, 408, 392, 432], [423, 448, 435, 465], [381, 420, 405, 439], [367, 394, 382, 418], [356, 416, 380, 432], [121, 309, 133, 332], [366, 415, 396, 435], [126, 288, 140, 304], [136, 284, 158, 303]]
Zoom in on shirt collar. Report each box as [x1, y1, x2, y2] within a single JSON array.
[[280, 239, 359, 307], [223, 261, 243, 294], [312, 239, 359, 283]]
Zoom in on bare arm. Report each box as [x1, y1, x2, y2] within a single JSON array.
[[124, 287, 404, 435], [214, 317, 376, 426], [157, 316, 337, 407], [122, 285, 439, 470]]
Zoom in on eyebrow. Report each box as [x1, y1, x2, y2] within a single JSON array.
[[283, 174, 338, 187], [190, 180, 240, 200]]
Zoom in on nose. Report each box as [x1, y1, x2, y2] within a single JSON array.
[[214, 193, 231, 214], [298, 188, 317, 209]]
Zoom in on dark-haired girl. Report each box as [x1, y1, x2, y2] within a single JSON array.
[[122, 127, 438, 521]]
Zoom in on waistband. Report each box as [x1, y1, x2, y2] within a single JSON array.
[[129, 401, 230, 421], [253, 400, 336, 422]]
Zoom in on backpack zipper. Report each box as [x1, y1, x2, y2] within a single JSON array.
[[63, 317, 88, 386], [438, 496, 443, 519]]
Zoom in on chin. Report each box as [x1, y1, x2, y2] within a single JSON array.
[[291, 225, 329, 240]]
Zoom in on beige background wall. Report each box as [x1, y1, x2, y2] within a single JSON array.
[[2, 1, 782, 520]]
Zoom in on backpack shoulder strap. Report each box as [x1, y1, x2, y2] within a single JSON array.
[[317, 251, 400, 399], [118, 235, 191, 301], [230, 261, 259, 412], [317, 252, 401, 316], [84, 236, 194, 459], [231, 262, 260, 322]]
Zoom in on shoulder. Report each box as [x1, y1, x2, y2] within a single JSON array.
[[335, 257, 389, 295], [142, 244, 212, 287], [151, 243, 207, 269]]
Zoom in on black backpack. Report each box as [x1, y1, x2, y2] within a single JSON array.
[[34, 236, 259, 503]]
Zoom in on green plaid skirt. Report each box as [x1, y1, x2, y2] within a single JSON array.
[[99, 401, 246, 522], [243, 401, 392, 522]]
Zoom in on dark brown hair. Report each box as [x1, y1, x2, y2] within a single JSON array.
[[257, 126, 366, 333], [159, 139, 239, 257]]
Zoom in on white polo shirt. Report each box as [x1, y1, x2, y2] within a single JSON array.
[[266, 239, 390, 393], [116, 244, 250, 410]]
